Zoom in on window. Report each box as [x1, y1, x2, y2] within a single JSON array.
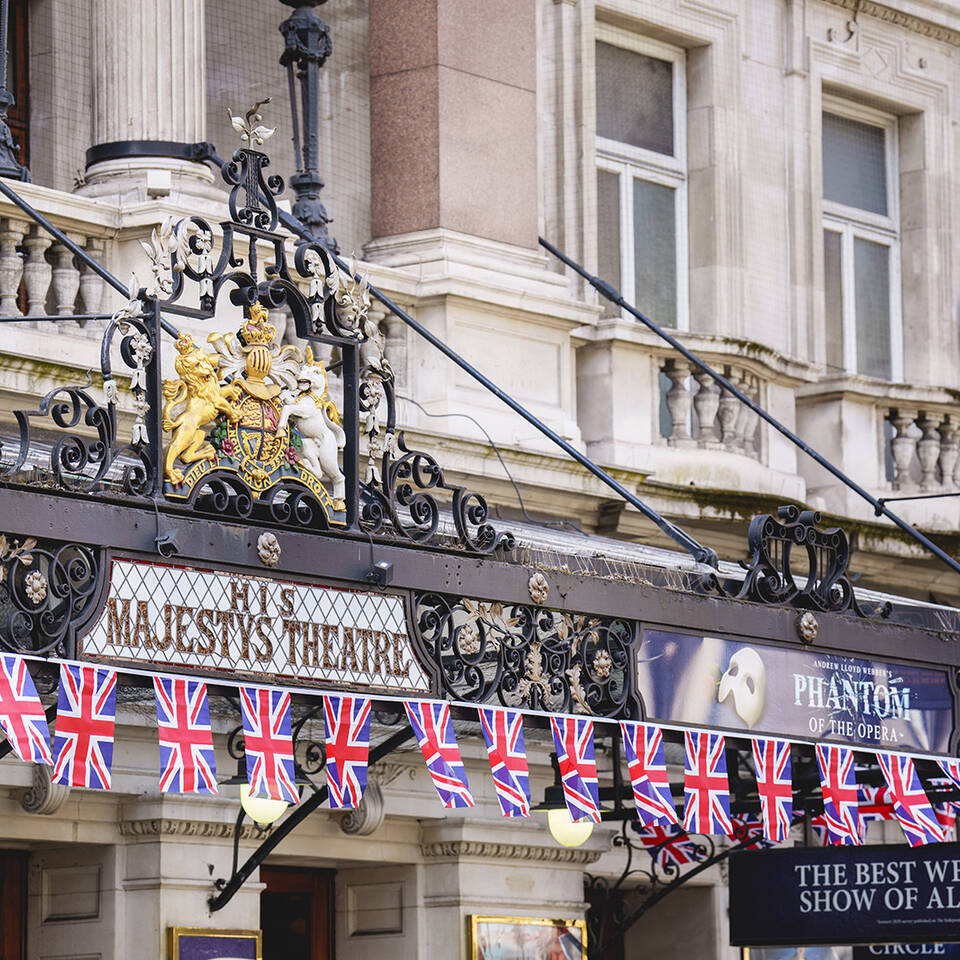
[[595, 30, 687, 329], [821, 100, 901, 380]]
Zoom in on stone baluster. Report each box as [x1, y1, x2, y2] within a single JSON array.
[[740, 375, 762, 459], [663, 359, 694, 447], [917, 412, 944, 491], [717, 365, 742, 450], [51, 235, 82, 317], [78, 239, 107, 318], [381, 306, 407, 391], [938, 417, 958, 491], [888, 409, 918, 491], [692, 368, 721, 448], [0, 218, 26, 316], [22, 230, 53, 317]]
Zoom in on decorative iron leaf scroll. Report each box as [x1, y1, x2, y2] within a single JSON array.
[[413, 592, 638, 717]]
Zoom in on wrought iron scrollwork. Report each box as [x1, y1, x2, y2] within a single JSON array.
[[2, 293, 156, 496], [412, 592, 636, 717], [705, 504, 886, 617], [0, 534, 104, 656]]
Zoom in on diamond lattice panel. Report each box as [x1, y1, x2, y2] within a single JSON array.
[[80, 558, 430, 693]]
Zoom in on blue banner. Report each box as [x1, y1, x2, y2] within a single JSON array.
[[637, 630, 955, 755], [730, 845, 960, 946]]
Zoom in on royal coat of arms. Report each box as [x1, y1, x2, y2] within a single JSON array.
[[161, 303, 346, 525]]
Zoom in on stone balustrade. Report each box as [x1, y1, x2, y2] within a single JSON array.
[[886, 408, 960, 492], [0, 216, 110, 322], [660, 357, 763, 460]]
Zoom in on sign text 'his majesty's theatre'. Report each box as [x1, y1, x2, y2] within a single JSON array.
[[730, 845, 960, 946], [79, 559, 430, 692], [637, 630, 954, 755]]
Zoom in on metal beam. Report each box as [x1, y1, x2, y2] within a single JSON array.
[[208, 724, 413, 912], [538, 236, 960, 581]]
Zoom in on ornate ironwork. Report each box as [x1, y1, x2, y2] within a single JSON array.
[[2, 295, 157, 496], [0, 534, 105, 656], [279, 1, 336, 248], [585, 818, 779, 960], [704, 504, 888, 617], [413, 592, 637, 717]]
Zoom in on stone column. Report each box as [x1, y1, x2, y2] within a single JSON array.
[[368, 0, 538, 250], [78, 0, 220, 203]]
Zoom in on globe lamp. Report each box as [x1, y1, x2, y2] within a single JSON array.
[[240, 783, 289, 825]]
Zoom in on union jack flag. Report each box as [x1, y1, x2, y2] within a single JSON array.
[[52, 664, 117, 790], [816, 744, 861, 845], [730, 814, 776, 849], [936, 803, 959, 840], [153, 676, 217, 794], [682, 731, 733, 836], [619, 721, 678, 826], [239, 686, 298, 804], [877, 752, 945, 846], [550, 716, 600, 823], [938, 758, 960, 792], [857, 783, 895, 840], [632, 822, 704, 868], [323, 695, 371, 809], [405, 701, 474, 808], [751, 738, 793, 843], [478, 706, 530, 817], [0, 654, 52, 764]]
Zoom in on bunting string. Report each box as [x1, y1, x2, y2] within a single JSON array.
[[0, 652, 955, 848]]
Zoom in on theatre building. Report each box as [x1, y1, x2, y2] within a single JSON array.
[[2, 0, 960, 959]]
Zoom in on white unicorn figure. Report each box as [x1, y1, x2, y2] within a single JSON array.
[[276, 348, 347, 506]]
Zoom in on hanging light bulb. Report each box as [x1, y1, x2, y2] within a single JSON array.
[[547, 807, 595, 848], [240, 783, 289, 825]]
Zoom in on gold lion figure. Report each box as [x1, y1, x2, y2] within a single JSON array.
[[161, 333, 243, 484]]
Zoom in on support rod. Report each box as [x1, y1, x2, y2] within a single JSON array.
[[0, 177, 180, 338], [538, 236, 960, 580], [262, 205, 718, 566], [208, 725, 414, 913]]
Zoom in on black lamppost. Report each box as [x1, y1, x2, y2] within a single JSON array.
[[0, 0, 27, 181], [280, 0, 336, 250]]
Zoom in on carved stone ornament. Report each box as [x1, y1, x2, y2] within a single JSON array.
[[19, 763, 71, 815], [257, 532, 281, 568], [118, 817, 272, 841], [797, 611, 819, 644], [420, 840, 602, 866], [339, 779, 385, 836], [528, 572, 549, 605]]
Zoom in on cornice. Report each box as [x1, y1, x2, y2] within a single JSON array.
[[820, 0, 960, 46], [119, 818, 272, 841], [420, 840, 602, 865]]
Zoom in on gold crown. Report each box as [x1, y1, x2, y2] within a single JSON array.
[[241, 303, 277, 347], [175, 332, 194, 354]]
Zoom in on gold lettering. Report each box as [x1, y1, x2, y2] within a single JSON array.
[[392, 632, 410, 678], [373, 631, 392, 676], [132, 600, 153, 649], [279, 587, 295, 618], [322, 623, 338, 669], [340, 627, 358, 672], [230, 580, 250, 612], [236, 613, 255, 660], [258, 581, 268, 614], [303, 622, 319, 668], [174, 605, 193, 653], [106, 598, 131, 647], [215, 610, 232, 657], [283, 619, 299, 666], [195, 608, 218, 655], [254, 616, 272, 663], [158, 603, 174, 651]]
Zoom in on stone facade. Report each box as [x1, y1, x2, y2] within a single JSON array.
[[1, 0, 959, 958]]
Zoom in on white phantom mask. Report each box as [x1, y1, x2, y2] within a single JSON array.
[[717, 647, 766, 728]]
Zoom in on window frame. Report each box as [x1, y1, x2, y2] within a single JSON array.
[[595, 26, 689, 331], [821, 95, 902, 382]]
